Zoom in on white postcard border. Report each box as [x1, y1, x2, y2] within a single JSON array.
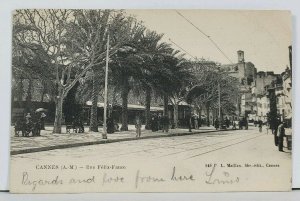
[[1, 0, 300, 192]]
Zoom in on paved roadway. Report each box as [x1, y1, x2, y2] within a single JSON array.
[[11, 127, 291, 162]]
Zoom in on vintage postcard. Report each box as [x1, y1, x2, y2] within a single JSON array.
[[10, 9, 292, 193]]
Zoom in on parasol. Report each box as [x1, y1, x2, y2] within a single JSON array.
[[35, 108, 47, 112]]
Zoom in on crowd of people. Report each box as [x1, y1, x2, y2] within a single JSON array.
[[149, 114, 170, 133], [134, 113, 207, 138], [213, 117, 249, 130]]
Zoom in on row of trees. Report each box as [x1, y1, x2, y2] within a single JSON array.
[[12, 9, 240, 134]]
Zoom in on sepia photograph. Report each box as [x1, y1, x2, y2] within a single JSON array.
[[9, 9, 292, 193]]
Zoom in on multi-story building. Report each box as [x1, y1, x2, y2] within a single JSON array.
[[256, 95, 269, 122], [282, 67, 292, 126], [255, 71, 280, 95], [222, 50, 257, 117], [249, 71, 280, 121], [223, 48, 292, 124], [275, 82, 285, 121]]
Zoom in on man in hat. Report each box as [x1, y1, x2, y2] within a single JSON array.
[[40, 112, 46, 130], [135, 115, 142, 138], [258, 119, 263, 133], [277, 122, 286, 152], [214, 118, 219, 130], [24, 113, 32, 137], [194, 114, 199, 130]]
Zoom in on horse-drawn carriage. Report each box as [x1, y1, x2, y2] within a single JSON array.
[[14, 118, 41, 137]]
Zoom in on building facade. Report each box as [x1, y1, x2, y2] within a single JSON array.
[[222, 50, 257, 117]]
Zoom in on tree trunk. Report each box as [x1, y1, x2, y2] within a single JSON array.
[[220, 108, 223, 125], [25, 79, 33, 112], [199, 105, 202, 117], [90, 70, 102, 132], [206, 103, 210, 126], [53, 87, 65, 134], [40, 84, 46, 103], [121, 78, 129, 131], [145, 87, 151, 130], [16, 78, 23, 101], [163, 94, 168, 116], [173, 102, 179, 128], [198, 105, 202, 127]]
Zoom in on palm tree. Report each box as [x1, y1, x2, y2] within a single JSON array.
[[110, 45, 144, 131], [131, 31, 176, 129], [150, 51, 194, 128]]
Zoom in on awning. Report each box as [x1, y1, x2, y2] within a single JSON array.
[[86, 101, 163, 111], [86, 101, 104, 108], [168, 101, 189, 106]]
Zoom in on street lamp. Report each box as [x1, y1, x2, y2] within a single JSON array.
[[102, 25, 110, 140]]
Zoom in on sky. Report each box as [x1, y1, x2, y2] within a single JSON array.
[[127, 10, 292, 74]]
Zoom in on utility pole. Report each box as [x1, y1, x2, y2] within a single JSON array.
[[102, 29, 110, 139]]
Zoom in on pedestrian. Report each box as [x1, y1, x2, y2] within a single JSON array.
[[224, 117, 228, 128], [277, 122, 285, 152], [232, 121, 237, 130], [198, 117, 202, 127], [238, 119, 242, 130], [135, 115, 142, 138], [78, 115, 85, 133], [194, 115, 199, 130], [107, 116, 115, 134], [162, 115, 169, 133], [157, 114, 162, 131], [186, 113, 192, 132], [24, 113, 33, 137], [273, 119, 280, 146], [258, 119, 263, 132], [40, 112, 46, 130], [214, 118, 219, 130], [244, 117, 248, 130], [150, 115, 156, 132]]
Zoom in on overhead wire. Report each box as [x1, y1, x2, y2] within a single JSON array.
[[168, 38, 197, 60], [175, 10, 234, 64], [168, 38, 214, 71]]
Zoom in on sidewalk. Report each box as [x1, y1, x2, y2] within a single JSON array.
[[10, 125, 224, 155]]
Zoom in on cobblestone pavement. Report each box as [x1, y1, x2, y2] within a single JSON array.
[[11, 126, 291, 162], [10, 125, 216, 153]]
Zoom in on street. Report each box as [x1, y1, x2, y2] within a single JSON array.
[[11, 126, 291, 162]]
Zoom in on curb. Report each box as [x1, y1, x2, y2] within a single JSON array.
[[11, 129, 232, 155]]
